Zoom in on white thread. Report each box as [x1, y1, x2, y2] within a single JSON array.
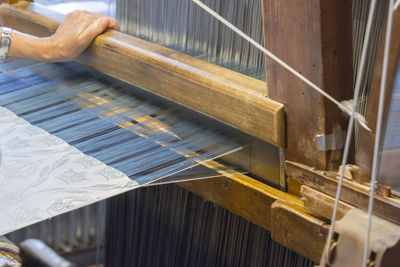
[[192, 0, 371, 132], [363, 1, 394, 266], [394, 0, 400, 10], [324, 0, 378, 264]]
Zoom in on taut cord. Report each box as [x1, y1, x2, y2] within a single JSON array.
[[192, 1, 395, 266], [324, 0, 378, 264], [192, 0, 371, 132], [363, 1, 394, 266]]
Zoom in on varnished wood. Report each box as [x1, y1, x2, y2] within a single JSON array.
[[180, 169, 302, 231], [301, 185, 352, 221], [262, 0, 354, 170], [286, 161, 400, 225], [180, 172, 327, 262], [176, 153, 325, 261], [271, 200, 328, 262], [0, 2, 285, 146], [0, 2, 356, 262], [357, 7, 400, 181]]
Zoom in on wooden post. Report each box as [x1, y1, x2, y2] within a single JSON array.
[[262, 0, 354, 171]]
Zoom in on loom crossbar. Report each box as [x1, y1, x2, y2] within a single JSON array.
[[0, 2, 285, 147]]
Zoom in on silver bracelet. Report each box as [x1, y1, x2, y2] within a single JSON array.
[[0, 27, 12, 61]]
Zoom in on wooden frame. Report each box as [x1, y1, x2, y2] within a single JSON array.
[[4, 1, 400, 264], [260, 1, 400, 263], [262, 0, 354, 171], [286, 161, 400, 225], [180, 170, 327, 262], [0, 2, 285, 147], [0, 1, 286, 186], [0, 2, 329, 261]]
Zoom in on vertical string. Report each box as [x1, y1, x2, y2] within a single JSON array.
[[324, 0, 378, 264], [96, 201, 106, 267], [362, 1, 394, 266]]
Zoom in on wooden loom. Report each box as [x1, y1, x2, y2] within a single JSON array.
[[1, 0, 400, 265]]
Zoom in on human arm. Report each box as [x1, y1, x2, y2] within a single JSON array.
[[5, 10, 119, 62]]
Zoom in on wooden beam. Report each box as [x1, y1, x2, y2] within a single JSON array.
[[262, 0, 354, 170], [0, 2, 285, 147], [271, 200, 328, 262], [180, 170, 302, 231], [179, 172, 327, 262], [286, 160, 400, 225], [171, 147, 325, 262], [300, 185, 352, 221]]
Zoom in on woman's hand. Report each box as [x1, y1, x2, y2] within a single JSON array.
[[8, 10, 119, 62], [47, 10, 119, 61]]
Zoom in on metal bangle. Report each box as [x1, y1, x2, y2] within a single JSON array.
[[0, 27, 12, 61]]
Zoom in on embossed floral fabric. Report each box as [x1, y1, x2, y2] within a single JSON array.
[[0, 60, 242, 236], [0, 106, 139, 235]]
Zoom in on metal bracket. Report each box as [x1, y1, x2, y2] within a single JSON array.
[[317, 131, 346, 151]]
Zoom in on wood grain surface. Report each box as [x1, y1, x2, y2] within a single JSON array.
[[180, 170, 327, 262], [262, 0, 354, 170], [286, 160, 400, 225]]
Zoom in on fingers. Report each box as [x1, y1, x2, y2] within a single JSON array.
[[70, 10, 119, 31], [80, 16, 110, 43], [81, 15, 120, 45], [64, 10, 119, 35], [108, 18, 120, 31], [49, 10, 120, 61]]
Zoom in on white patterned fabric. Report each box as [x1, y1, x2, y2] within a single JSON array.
[[0, 106, 139, 235]]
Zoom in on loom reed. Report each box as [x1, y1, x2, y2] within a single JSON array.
[[0, 60, 242, 186]]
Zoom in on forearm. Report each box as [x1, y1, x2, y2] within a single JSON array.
[[8, 30, 55, 61]]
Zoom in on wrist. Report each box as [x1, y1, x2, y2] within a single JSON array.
[[42, 36, 76, 62], [29, 36, 63, 62], [38, 36, 59, 61], [8, 31, 59, 62]]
